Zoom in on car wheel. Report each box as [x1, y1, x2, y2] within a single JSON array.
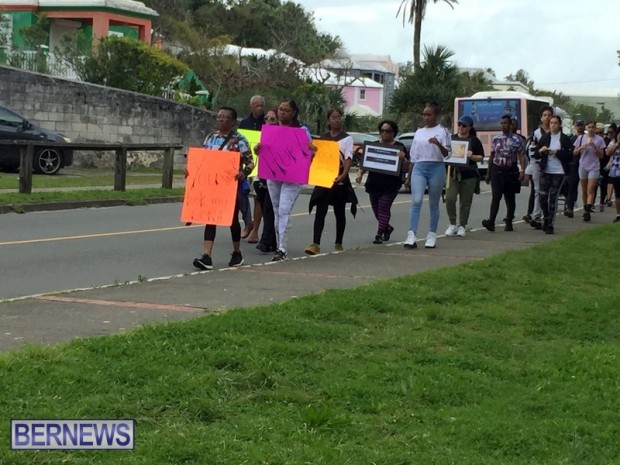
[[34, 148, 62, 175]]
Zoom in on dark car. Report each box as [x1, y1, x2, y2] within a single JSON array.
[[349, 132, 378, 167], [0, 104, 73, 175]]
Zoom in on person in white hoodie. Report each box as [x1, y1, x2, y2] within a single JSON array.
[[403, 102, 451, 249]]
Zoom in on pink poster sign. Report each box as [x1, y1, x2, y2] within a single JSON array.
[[257, 125, 313, 184]]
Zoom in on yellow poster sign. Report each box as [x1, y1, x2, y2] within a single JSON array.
[[308, 139, 340, 188]]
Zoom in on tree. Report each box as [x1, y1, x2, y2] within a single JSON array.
[[293, 83, 344, 134], [396, 0, 458, 69], [504, 69, 535, 93], [389, 45, 492, 130]]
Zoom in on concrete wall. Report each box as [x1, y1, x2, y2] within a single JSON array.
[[0, 65, 215, 168]]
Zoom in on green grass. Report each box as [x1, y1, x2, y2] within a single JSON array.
[[0, 226, 619, 464], [0, 168, 184, 189]]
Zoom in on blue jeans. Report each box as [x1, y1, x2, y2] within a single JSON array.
[[409, 162, 446, 233]]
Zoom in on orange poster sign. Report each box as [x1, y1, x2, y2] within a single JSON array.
[[181, 147, 239, 226], [308, 139, 340, 187]]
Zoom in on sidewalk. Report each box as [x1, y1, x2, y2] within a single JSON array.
[[1, 208, 615, 351]]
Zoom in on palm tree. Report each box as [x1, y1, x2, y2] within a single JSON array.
[[397, 0, 458, 69]]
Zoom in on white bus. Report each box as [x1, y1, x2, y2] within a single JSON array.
[[454, 91, 555, 173]]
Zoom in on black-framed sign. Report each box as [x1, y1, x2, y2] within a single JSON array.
[[361, 142, 402, 176]]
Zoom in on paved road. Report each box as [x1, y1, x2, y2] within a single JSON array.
[[0, 183, 503, 300]]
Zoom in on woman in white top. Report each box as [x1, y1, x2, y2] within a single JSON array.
[[403, 102, 451, 249]]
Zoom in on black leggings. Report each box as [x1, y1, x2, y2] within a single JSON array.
[[489, 170, 517, 223], [203, 193, 241, 242], [539, 173, 564, 227], [313, 193, 347, 245]]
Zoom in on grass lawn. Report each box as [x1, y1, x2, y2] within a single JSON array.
[[0, 168, 185, 189], [0, 226, 619, 464]]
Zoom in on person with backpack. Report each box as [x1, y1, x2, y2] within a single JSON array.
[[523, 106, 553, 229], [191, 106, 254, 270]]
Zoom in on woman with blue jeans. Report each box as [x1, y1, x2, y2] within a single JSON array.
[[404, 103, 451, 249]]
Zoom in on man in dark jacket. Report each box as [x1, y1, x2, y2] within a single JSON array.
[[238, 95, 265, 130]]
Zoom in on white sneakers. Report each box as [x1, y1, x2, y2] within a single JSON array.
[[403, 230, 417, 249], [446, 224, 467, 237], [425, 232, 437, 248], [445, 224, 458, 236]]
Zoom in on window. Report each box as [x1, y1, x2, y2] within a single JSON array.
[[359, 89, 366, 100]]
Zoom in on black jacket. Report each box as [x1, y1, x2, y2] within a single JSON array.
[[536, 132, 573, 174]]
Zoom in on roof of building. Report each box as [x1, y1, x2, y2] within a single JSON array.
[[0, 0, 158, 16]]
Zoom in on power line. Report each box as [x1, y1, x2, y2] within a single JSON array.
[[538, 77, 620, 85]]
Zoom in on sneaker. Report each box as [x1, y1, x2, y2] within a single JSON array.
[[481, 219, 495, 232], [403, 230, 417, 249], [425, 232, 437, 248], [193, 253, 213, 270], [445, 224, 458, 236], [599, 204, 604, 212], [614, 216, 620, 223], [504, 221, 514, 232], [542, 218, 549, 233], [304, 243, 320, 255], [545, 226, 554, 234], [606, 200, 613, 207], [373, 234, 383, 244], [564, 209, 574, 218], [272, 249, 287, 261], [334, 243, 344, 252], [228, 251, 244, 267], [583, 211, 591, 222], [530, 217, 542, 229], [382, 225, 395, 242], [457, 225, 466, 237], [522, 214, 532, 224]]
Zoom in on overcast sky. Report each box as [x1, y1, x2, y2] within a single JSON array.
[[294, 0, 620, 94]]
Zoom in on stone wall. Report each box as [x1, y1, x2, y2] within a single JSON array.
[[0, 65, 215, 168]]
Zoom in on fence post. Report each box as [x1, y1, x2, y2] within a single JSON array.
[[18, 144, 34, 194], [114, 145, 127, 191], [162, 147, 175, 189]]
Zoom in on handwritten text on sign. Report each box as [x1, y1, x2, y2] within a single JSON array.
[[181, 147, 239, 226], [258, 125, 312, 184]]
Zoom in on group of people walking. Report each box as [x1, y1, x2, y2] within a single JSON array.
[[190, 96, 619, 270]]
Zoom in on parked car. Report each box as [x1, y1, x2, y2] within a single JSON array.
[[0, 104, 73, 175], [349, 131, 378, 167], [395, 131, 415, 153]]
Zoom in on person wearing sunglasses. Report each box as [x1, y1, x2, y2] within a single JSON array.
[[252, 109, 279, 254], [444, 115, 484, 238], [403, 102, 452, 249], [237, 96, 266, 241], [355, 120, 409, 244]]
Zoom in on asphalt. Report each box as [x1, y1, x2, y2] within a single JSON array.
[[2, 198, 615, 352]]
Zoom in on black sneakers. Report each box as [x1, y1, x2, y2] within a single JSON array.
[[372, 234, 383, 244], [193, 254, 213, 270], [228, 251, 244, 267], [382, 225, 395, 242], [272, 249, 287, 261], [481, 219, 495, 232]]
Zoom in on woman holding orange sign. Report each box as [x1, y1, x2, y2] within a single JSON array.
[[191, 106, 254, 270]]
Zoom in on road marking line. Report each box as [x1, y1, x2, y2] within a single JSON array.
[[0, 200, 409, 246], [36, 295, 202, 313]]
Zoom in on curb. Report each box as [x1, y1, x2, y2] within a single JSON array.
[[0, 196, 184, 214]]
